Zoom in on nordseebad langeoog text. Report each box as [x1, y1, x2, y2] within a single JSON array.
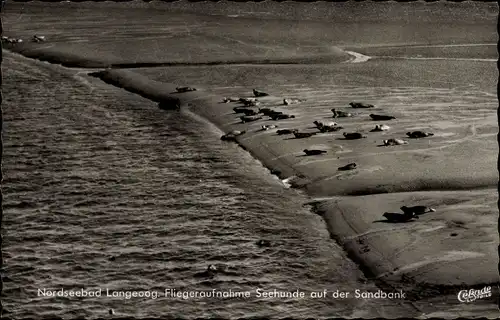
[[38, 288, 406, 300]]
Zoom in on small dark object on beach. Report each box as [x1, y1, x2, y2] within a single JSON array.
[[223, 97, 239, 103], [383, 212, 419, 223], [350, 102, 375, 108], [221, 130, 246, 142], [303, 149, 327, 156], [33, 35, 46, 42], [108, 256, 116, 261], [261, 124, 278, 131], [331, 108, 353, 118], [271, 114, 295, 120], [240, 115, 263, 123], [343, 132, 366, 140], [283, 98, 303, 105], [370, 124, 390, 132], [338, 163, 357, 171], [253, 89, 269, 97], [383, 138, 408, 146], [239, 97, 257, 103], [176, 86, 197, 93], [450, 233, 458, 237], [370, 114, 396, 121], [319, 125, 343, 133], [256, 239, 272, 247], [158, 98, 181, 110], [233, 106, 257, 114], [259, 108, 283, 116], [109, 309, 115, 315], [243, 109, 259, 116], [293, 131, 317, 139], [406, 131, 434, 138], [277, 129, 295, 135], [401, 206, 436, 215]]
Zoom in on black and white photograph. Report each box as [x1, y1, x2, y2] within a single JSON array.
[[1, 0, 498, 318]]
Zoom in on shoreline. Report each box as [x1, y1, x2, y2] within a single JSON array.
[[2, 40, 498, 300]]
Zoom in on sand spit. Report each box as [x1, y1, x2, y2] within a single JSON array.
[[86, 69, 498, 296]]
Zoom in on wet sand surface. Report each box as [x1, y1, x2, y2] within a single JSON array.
[[2, 1, 499, 318]]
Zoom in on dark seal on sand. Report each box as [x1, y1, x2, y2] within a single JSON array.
[[221, 130, 246, 142], [370, 114, 396, 121], [350, 102, 375, 108], [158, 98, 181, 110], [277, 129, 295, 135], [271, 114, 295, 120], [253, 89, 269, 97], [176, 86, 197, 93], [343, 132, 366, 140], [406, 131, 434, 138], [303, 149, 327, 156], [293, 131, 317, 139], [383, 138, 408, 146], [383, 212, 419, 222], [338, 163, 357, 171], [331, 108, 353, 118], [240, 115, 263, 123], [401, 206, 436, 215]]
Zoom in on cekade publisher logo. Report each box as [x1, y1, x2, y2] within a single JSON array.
[[457, 286, 492, 303]]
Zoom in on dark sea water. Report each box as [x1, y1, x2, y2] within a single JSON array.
[[2, 53, 425, 318]]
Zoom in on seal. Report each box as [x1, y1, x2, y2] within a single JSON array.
[[400, 206, 436, 215], [240, 115, 263, 123], [406, 131, 434, 138], [383, 138, 408, 146], [331, 108, 353, 118], [233, 106, 258, 114], [271, 114, 295, 121], [259, 108, 283, 116], [303, 149, 327, 156], [283, 98, 303, 105], [221, 130, 246, 141], [32, 35, 46, 42], [343, 132, 366, 140], [158, 98, 181, 110], [176, 86, 197, 93], [194, 264, 219, 278], [277, 129, 296, 135], [370, 114, 396, 121], [240, 97, 257, 103], [383, 212, 419, 222], [349, 102, 375, 108], [370, 124, 391, 132], [243, 100, 261, 107], [293, 130, 317, 139], [261, 124, 278, 131], [313, 121, 338, 129], [338, 163, 357, 171], [223, 97, 240, 103], [253, 89, 269, 97]]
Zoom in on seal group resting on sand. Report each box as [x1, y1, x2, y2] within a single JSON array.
[[349, 102, 375, 108], [338, 163, 357, 171], [277, 129, 296, 135], [370, 114, 396, 121], [370, 124, 390, 132], [303, 149, 327, 156], [401, 205, 436, 215], [383, 138, 408, 146], [176, 86, 197, 93], [221, 130, 246, 141], [331, 109, 353, 118], [383, 212, 419, 223], [343, 132, 366, 140], [253, 89, 269, 97], [406, 131, 434, 138], [240, 115, 263, 123], [293, 131, 317, 139], [271, 114, 295, 120]]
